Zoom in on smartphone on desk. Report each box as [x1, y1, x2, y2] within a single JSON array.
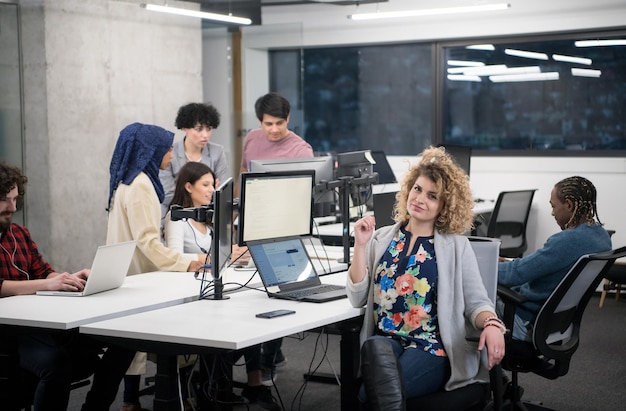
[[255, 309, 296, 319]]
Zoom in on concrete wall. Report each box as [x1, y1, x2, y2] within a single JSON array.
[[20, 0, 203, 269]]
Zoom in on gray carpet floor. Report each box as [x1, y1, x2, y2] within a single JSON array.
[[68, 294, 626, 411]]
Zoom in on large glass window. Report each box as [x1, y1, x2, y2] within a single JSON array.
[[270, 43, 433, 155], [442, 32, 626, 152], [269, 29, 626, 155]]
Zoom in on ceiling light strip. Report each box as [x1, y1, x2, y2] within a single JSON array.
[[575, 39, 626, 47], [505, 49, 549, 60], [348, 3, 510, 21], [572, 68, 601, 78], [490, 72, 559, 83], [552, 54, 592, 65], [141, 3, 252, 25]]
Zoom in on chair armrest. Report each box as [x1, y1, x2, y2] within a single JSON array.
[[497, 284, 526, 305], [497, 285, 528, 337]]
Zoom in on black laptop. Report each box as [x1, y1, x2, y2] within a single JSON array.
[[373, 191, 398, 228], [247, 237, 347, 303]]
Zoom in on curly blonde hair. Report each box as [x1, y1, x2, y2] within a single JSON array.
[[393, 146, 474, 234]]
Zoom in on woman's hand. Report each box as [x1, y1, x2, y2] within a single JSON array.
[[479, 326, 505, 369], [353, 215, 376, 247]]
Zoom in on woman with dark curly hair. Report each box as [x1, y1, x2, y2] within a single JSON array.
[[159, 102, 229, 217], [347, 146, 505, 409]]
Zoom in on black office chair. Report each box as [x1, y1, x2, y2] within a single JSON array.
[[361, 237, 504, 411], [497, 246, 626, 410], [481, 189, 537, 258]]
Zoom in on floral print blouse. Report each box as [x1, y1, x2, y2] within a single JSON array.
[[373, 227, 446, 357]]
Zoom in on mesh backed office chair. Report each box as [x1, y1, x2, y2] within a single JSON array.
[[362, 237, 503, 411], [481, 189, 536, 258], [497, 246, 626, 410]]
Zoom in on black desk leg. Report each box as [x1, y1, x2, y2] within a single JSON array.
[[0, 333, 22, 411], [154, 355, 181, 411], [340, 318, 362, 411]]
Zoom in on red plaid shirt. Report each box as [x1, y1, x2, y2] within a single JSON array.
[[0, 224, 54, 289]]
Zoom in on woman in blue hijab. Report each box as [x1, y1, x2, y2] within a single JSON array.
[[106, 122, 203, 274], [106, 123, 205, 411], [108, 122, 172, 209]]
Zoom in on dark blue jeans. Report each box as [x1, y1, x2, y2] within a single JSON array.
[[260, 338, 283, 370], [359, 335, 450, 401], [19, 331, 135, 411], [19, 332, 73, 411]]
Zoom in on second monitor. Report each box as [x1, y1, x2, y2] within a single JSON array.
[[249, 156, 335, 217]]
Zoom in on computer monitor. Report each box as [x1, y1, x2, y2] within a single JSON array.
[[249, 156, 335, 217], [211, 177, 233, 280], [336, 150, 378, 210], [438, 144, 472, 176], [370, 150, 397, 184], [238, 170, 314, 246]]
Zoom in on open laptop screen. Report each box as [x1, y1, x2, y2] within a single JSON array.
[[247, 237, 317, 288]]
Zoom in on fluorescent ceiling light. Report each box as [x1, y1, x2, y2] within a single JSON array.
[[348, 3, 510, 21], [447, 64, 507, 75], [140, 3, 252, 25], [447, 75, 482, 82], [572, 68, 602, 78], [552, 54, 592, 65], [575, 39, 626, 47], [447, 60, 485, 67], [505, 48, 548, 60], [448, 65, 540, 76], [466, 44, 495, 51], [490, 72, 559, 83]]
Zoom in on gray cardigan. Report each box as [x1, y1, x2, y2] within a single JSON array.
[[346, 223, 494, 391]]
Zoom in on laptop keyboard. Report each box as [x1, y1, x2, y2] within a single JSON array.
[[281, 284, 345, 299]]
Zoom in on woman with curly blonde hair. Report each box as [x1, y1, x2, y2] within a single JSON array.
[[347, 146, 505, 410]]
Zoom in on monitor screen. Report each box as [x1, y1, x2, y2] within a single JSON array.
[[212, 177, 233, 279], [370, 150, 397, 184], [238, 171, 314, 246], [438, 144, 472, 176], [335, 150, 377, 210], [249, 156, 335, 217]]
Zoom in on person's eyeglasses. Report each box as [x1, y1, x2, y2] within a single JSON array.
[[193, 125, 213, 132]]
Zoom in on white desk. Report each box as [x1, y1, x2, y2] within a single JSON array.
[[0, 271, 200, 330], [80, 273, 364, 410], [81, 273, 357, 349]]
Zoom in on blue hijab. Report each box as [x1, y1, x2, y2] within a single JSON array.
[[107, 122, 173, 210]]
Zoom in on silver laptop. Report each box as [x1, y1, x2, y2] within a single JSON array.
[[247, 237, 346, 303], [36, 240, 137, 296]]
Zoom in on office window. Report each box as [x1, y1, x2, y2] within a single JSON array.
[[270, 30, 626, 155], [442, 32, 626, 152], [270, 43, 433, 155]]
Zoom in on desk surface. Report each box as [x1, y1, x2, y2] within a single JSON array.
[[80, 273, 362, 351], [0, 271, 201, 330]]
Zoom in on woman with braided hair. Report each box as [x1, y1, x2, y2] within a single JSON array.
[[497, 175, 612, 342]]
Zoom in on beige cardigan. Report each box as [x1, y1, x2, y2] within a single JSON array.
[[107, 172, 194, 374]]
